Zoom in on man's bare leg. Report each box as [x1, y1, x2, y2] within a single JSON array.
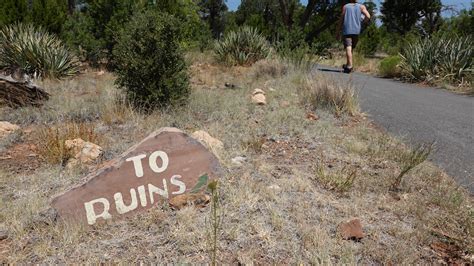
[[345, 46, 353, 69]]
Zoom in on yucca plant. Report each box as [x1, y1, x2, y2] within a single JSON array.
[[400, 35, 473, 83], [0, 23, 78, 79], [214, 27, 270, 66]]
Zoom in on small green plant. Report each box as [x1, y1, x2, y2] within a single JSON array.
[[206, 180, 222, 266], [315, 165, 357, 193], [0, 23, 78, 79], [379, 55, 402, 78], [113, 10, 190, 110], [392, 142, 434, 190], [214, 26, 270, 66]]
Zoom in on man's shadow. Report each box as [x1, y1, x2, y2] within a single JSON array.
[[318, 68, 343, 73]]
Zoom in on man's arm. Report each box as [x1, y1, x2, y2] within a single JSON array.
[[336, 5, 346, 40], [361, 5, 371, 23]]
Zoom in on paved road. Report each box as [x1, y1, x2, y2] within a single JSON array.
[[316, 66, 474, 193]]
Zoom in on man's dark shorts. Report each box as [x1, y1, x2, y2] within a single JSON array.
[[343, 35, 359, 49]]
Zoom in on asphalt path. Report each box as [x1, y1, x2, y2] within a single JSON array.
[[315, 66, 474, 193]]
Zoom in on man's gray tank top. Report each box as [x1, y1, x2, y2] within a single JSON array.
[[343, 3, 362, 36]]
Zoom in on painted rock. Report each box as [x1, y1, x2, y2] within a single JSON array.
[[52, 127, 222, 225]]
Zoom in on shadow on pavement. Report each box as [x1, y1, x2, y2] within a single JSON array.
[[317, 68, 343, 74]]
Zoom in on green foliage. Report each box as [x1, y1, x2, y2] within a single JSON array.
[[400, 35, 473, 83], [0, 23, 78, 79], [440, 6, 474, 37], [358, 23, 381, 56], [0, 0, 28, 26], [113, 10, 190, 110], [0, 0, 68, 34], [61, 12, 105, 64], [28, 0, 68, 34], [381, 0, 442, 35], [198, 0, 228, 38], [379, 56, 402, 78], [214, 26, 271, 66]]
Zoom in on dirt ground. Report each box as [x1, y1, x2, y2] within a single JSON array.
[[0, 54, 472, 264]]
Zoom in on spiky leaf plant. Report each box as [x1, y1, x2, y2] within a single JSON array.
[[0, 23, 78, 79], [400, 35, 473, 83], [214, 26, 270, 66]]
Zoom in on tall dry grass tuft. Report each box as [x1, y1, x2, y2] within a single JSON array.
[[298, 76, 360, 116], [37, 122, 100, 165]]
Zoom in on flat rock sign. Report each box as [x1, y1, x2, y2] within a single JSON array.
[[52, 128, 222, 226]]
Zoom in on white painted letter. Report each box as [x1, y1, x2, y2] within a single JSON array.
[[114, 189, 138, 214], [126, 154, 147, 177], [84, 198, 112, 225], [170, 175, 186, 195], [137, 185, 147, 207], [149, 151, 169, 173], [148, 179, 169, 204]]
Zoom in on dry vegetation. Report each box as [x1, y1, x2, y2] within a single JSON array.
[[0, 53, 472, 264]]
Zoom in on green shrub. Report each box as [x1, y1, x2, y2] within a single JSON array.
[[0, 23, 78, 79], [400, 35, 473, 83], [379, 55, 402, 78], [113, 10, 190, 110], [214, 26, 270, 66], [359, 23, 381, 57]]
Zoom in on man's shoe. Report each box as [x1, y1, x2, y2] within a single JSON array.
[[343, 65, 353, 74]]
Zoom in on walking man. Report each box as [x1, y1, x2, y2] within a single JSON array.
[[337, 0, 371, 73]]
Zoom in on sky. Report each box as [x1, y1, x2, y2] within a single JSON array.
[[226, 0, 473, 15]]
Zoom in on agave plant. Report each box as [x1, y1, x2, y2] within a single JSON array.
[[400, 35, 473, 83], [214, 27, 270, 66], [0, 23, 78, 79]]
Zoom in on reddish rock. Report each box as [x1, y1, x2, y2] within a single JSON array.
[[338, 218, 364, 240], [169, 193, 211, 210], [306, 112, 320, 121], [52, 128, 222, 226]]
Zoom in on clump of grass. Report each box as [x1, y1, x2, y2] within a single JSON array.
[[0, 23, 78, 79], [252, 59, 288, 80], [315, 165, 357, 193], [379, 55, 402, 78], [298, 77, 359, 116], [214, 26, 271, 66], [392, 142, 434, 190], [37, 122, 100, 165]]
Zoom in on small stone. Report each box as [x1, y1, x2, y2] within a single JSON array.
[[306, 112, 320, 121], [65, 138, 103, 168], [191, 130, 224, 151], [231, 156, 247, 166], [268, 87, 275, 92], [252, 94, 267, 105], [268, 184, 282, 192], [338, 218, 364, 241], [0, 121, 20, 138], [225, 82, 236, 88], [253, 88, 265, 95], [281, 101, 290, 107], [97, 70, 105, 76], [169, 193, 211, 210]]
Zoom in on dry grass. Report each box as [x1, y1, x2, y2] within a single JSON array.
[[36, 122, 101, 165], [0, 55, 472, 264], [298, 75, 360, 116]]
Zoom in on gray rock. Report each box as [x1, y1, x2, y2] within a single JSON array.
[[231, 156, 247, 166]]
